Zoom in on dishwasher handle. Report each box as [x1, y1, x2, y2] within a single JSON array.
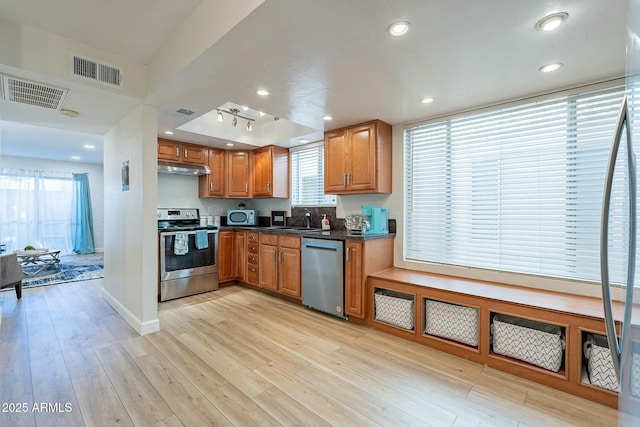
[[303, 242, 342, 251]]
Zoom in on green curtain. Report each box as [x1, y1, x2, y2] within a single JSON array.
[[70, 173, 95, 254]]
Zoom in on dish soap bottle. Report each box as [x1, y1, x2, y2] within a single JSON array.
[[321, 214, 330, 230]]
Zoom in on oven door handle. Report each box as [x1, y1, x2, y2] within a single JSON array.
[[159, 230, 219, 237]]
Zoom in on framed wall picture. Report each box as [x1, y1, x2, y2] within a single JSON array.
[[121, 160, 129, 191]]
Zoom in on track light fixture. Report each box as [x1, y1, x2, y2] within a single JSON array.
[[216, 107, 255, 131]]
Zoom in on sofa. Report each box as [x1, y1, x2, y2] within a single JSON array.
[[0, 253, 23, 299]]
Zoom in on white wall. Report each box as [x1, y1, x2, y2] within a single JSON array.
[[0, 155, 105, 252], [103, 104, 159, 335], [157, 172, 290, 218]]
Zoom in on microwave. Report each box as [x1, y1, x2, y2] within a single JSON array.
[[227, 209, 258, 226]]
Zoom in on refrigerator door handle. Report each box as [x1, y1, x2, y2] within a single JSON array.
[[600, 95, 636, 380]]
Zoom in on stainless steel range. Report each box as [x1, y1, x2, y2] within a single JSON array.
[[157, 208, 218, 301]]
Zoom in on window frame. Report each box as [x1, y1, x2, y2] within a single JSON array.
[[289, 141, 337, 208], [402, 81, 632, 288]]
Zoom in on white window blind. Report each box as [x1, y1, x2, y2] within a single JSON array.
[[290, 142, 337, 207], [404, 85, 635, 285]]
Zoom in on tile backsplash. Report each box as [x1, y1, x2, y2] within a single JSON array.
[[289, 207, 338, 228]]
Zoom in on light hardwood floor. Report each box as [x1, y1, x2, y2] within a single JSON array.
[[1, 279, 639, 427]]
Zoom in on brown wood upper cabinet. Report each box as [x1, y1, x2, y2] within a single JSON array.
[[227, 151, 252, 198], [157, 138, 208, 165], [324, 119, 392, 194], [252, 145, 289, 198], [199, 148, 226, 197]]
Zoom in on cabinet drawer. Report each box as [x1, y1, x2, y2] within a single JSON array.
[[248, 254, 259, 265], [247, 232, 259, 242], [248, 244, 259, 254], [279, 235, 301, 249], [247, 266, 259, 284], [260, 233, 278, 245]]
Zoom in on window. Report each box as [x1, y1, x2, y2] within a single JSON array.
[[404, 85, 634, 285], [0, 168, 73, 253], [290, 142, 337, 207]]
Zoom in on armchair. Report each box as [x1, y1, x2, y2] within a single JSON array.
[[0, 253, 23, 299]]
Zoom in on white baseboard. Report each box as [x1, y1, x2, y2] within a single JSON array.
[[101, 288, 160, 336]]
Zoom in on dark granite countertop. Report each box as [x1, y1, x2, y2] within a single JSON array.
[[218, 226, 395, 241]]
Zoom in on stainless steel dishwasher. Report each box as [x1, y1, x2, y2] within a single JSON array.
[[301, 237, 345, 318]]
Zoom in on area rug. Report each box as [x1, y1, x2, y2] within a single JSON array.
[[4, 253, 104, 290]]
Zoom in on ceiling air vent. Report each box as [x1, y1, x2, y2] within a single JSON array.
[[0, 74, 69, 110], [176, 108, 195, 116], [70, 53, 123, 88]]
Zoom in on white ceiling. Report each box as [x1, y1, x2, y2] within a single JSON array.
[[0, 0, 628, 164]]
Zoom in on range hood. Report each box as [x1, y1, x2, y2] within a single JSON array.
[[157, 161, 211, 176]]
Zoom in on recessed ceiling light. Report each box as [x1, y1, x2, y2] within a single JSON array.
[[164, 130, 174, 135], [419, 97, 434, 104], [71, 156, 81, 160], [259, 111, 266, 117], [536, 12, 568, 32], [298, 139, 310, 144], [241, 105, 249, 111], [83, 144, 95, 149], [539, 62, 564, 73], [256, 89, 270, 96], [387, 21, 412, 37], [226, 143, 234, 147], [323, 115, 333, 121]]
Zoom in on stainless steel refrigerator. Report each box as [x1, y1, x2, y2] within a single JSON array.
[[601, 0, 640, 421]]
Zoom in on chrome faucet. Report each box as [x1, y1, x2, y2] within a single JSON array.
[[305, 209, 311, 228]]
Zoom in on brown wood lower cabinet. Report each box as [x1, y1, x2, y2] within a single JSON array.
[[345, 237, 394, 319], [218, 231, 393, 309], [259, 233, 301, 298], [217, 231, 235, 282], [246, 232, 259, 285], [235, 231, 247, 282], [365, 268, 631, 410]]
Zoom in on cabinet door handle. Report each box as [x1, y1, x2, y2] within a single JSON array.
[[184, 148, 188, 158], [267, 181, 270, 192], [175, 146, 180, 157], [346, 247, 350, 262], [209, 182, 213, 192], [245, 183, 248, 193], [347, 173, 351, 186], [343, 173, 346, 186], [278, 251, 282, 264]]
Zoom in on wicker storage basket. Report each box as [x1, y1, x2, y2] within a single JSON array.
[[424, 299, 478, 347], [584, 334, 620, 392], [631, 352, 640, 398], [492, 314, 564, 372], [374, 291, 414, 330]]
